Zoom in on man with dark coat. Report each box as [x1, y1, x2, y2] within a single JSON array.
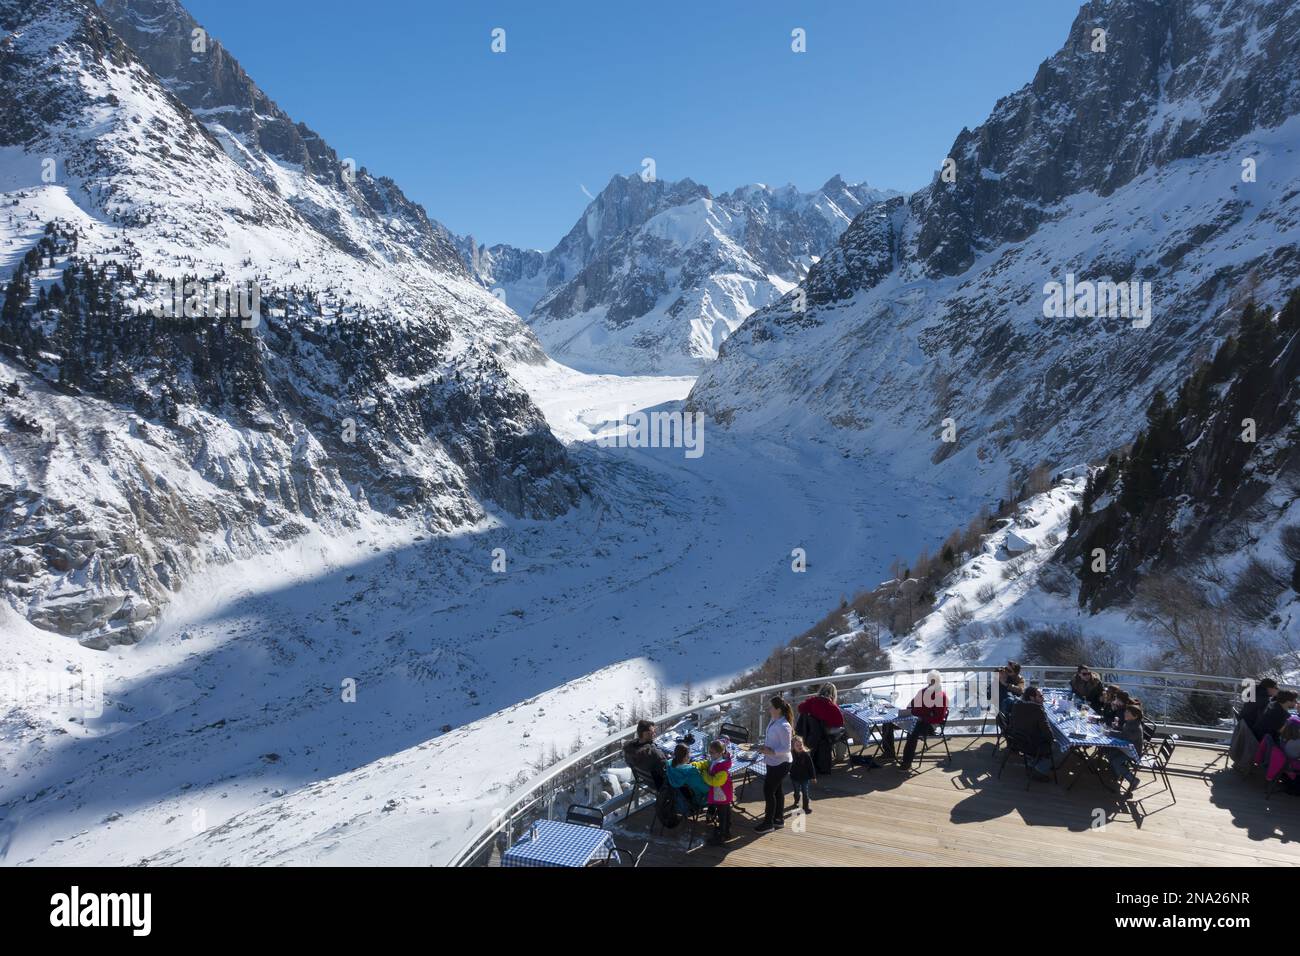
[[1010, 686, 1059, 780], [622, 719, 668, 789]]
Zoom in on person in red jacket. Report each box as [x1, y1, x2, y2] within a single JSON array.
[[796, 684, 846, 774], [880, 671, 950, 771]]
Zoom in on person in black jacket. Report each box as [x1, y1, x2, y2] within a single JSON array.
[[788, 735, 817, 814], [997, 662, 1025, 717], [1239, 678, 1279, 728], [1069, 665, 1104, 709], [1252, 690, 1298, 744], [1009, 686, 1059, 780], [622, 719, 668, 789]]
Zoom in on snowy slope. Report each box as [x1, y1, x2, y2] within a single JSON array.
[[0, 0, 578, 642], [0, 361, 969, 866], [692, 0, 1300, 509], [466, 174, 898, 374]]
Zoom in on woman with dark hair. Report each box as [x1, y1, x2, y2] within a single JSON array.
[[754, 696, 794, 833], [1240, 678, 1279, 727], [1254, 690, 1299, 743], [1098, 685, 1123, 726], [1070, 665, 1104, 709], [664, 743, 709, 811], [796, 683, 845, 774], [1103, 689, 1132, 730]]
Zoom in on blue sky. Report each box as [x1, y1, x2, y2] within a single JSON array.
[[177, 0, 1084, 250]]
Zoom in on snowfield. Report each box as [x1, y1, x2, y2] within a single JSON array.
[[0, 361, 969, 866]]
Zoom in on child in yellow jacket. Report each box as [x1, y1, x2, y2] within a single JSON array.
[[697, 740, 733, 844]]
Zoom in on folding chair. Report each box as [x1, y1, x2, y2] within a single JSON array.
[[622, 766, 660, 821], [1140, 717, 1163, 758], [565, 804, 605, 828], [602, 842, 647, 867], [681, 801, 710, 853], [991, 710, 1010, 758], [912, 719, 952, 768], [720, 722, 750, 743], [999, 731, 1057, 788], [1134, 736, 1177, 803]]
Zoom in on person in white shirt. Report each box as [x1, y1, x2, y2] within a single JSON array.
[[754, 696, 794, 832]]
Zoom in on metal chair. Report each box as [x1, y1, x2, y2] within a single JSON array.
[[602, 842, 647, 867], [991, 710, 1010, 757], [1134, 736, 1177, 803], [912, 720, 952, 768], [999, 731, 1057, 788], [622, 766, 659, 821], [720, 722, 750, 743], [565, 804, 605, 828], [1140, 717, 1162, 758]]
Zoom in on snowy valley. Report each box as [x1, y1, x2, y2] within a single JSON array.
[[2, 0, 1300, 871]]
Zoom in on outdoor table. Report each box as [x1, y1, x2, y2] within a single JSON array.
[[1042, 690, 1138, 790], [656, 724, 766, 778], [841, 699, 918, 764], [501, 818, 617, 868]]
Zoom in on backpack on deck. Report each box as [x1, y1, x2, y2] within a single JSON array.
[[654, 785, 681, 829]]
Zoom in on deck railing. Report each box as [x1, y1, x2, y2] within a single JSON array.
[[445, 665, 1264, 867]]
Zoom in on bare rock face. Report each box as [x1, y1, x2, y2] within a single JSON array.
[[694, 0, 1300, 515], [0, 0, 581, 644]]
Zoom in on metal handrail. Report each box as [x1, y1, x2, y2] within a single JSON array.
[[444, 665, 1269, 867]]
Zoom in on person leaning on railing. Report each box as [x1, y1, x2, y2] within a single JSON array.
[[623, 719, 668, 790]]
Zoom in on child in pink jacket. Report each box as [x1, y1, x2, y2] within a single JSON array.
[[698, 739, 734, 844]]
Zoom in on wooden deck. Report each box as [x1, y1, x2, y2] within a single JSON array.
[[601, 735, 1300, 867]]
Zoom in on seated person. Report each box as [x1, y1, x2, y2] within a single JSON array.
[[1254, 690, 1299, 744], [622, 719, 668, 789], [664, 744, 710, 811], [1009, 685, 1060, 780], [796, 683, 846, 774], [1069, 665, 1104, 709], [1283, 717, 1300, 761], [1098, 685, 1124, 726], [1239, 678, 1279, 728], [998, 661, 1025, 716], [1106, 703, 1146, 796], [880, 671, 949, 771]]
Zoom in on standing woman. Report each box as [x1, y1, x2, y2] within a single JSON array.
[[755, 696, 794, 833]]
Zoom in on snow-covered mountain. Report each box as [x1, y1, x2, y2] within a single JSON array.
[[691, 0, 1300, 505], [0, 0, 580, 644], [463, 174, 898, 373]]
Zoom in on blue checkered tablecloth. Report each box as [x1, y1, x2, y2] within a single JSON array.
[[501, 818, 617, 868], [1042, 692, 1138, 760], [656, 725, 767, 777], [841, 700, 918, 741]]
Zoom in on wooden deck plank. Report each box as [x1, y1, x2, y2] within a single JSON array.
[[596, 736, 1300, 868]]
